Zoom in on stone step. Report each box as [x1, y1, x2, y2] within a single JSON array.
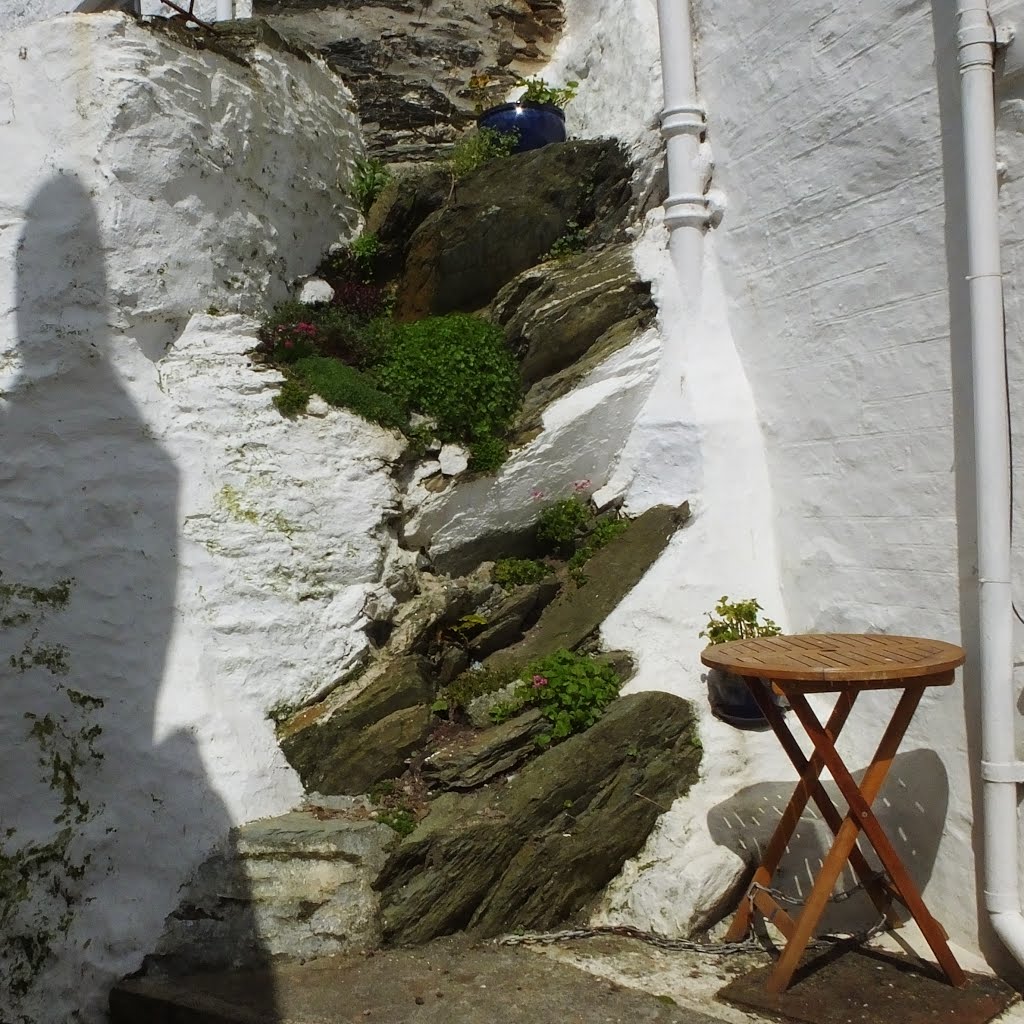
[[111, 937, 729, 1024], [146, 809, 397, 975]]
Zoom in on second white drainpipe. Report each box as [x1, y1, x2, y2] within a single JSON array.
[[216, 0, 233, 21], [956, 0, 1024, 968]]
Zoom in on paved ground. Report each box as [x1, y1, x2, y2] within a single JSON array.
[[110, 936, 736, 1024]]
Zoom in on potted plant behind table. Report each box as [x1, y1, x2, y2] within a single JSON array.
[[473, 73, 578, 154], [699, 596, 784, 729]]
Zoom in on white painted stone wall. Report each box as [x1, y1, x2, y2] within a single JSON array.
[[0, 14, 393, 1023], [1, 2, 254, 32], [541, 0, 1024, 976]]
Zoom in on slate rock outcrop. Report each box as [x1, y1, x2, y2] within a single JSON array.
[[374, 690, 701, 944]]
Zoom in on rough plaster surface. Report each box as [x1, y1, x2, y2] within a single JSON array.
[[627, 0, 1024, 968], [0, 14, 391, 1023]]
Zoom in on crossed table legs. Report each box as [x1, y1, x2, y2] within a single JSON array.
[[724, 677, 967, 995]]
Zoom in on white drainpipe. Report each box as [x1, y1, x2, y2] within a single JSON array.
[[655, 0, 710, 293], [956, 0, 1024, 967], [215, 0, 233, 20]]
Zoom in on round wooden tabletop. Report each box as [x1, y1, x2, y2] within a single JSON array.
[[700, 633, 965, 684]]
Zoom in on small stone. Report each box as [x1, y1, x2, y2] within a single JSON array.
[[306, 395, 331, 417], [409, 413, 438, 431], [414, 996, 425, 1005], [298, 277, 335, 304], [438, 444, 470, 476]]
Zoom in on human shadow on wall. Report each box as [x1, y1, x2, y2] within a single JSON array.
[[0, 177, 277, 1021], [707, 748, 949, 940]]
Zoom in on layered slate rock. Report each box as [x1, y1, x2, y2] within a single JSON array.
[[394, 140, 634, 319], [487, 503, 691, 670], [148, 811, 397, 974], [375, 691, 701, 943], [490, 243, 654, 387], [421, 708, 547, 790], [281, 656, 434, 794], [256, 0, 565, 160]]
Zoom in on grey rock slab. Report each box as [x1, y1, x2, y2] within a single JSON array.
[[111, 937, 733, 1023], [421, 708, 546, 790], [469, 577, 560, 659], [280, 655, 434, 794], [394, 140, 634, 319], [487, 502, 692, 671], [145, 812, 397, 975], [375, 690, 701, 945], [490, 243, 654, 387]]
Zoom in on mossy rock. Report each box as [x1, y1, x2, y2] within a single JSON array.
[[394, 140, 634, 319], [374, 690, 701, 943]]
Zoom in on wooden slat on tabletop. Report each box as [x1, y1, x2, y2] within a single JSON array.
[[701, 634, 965, 684]]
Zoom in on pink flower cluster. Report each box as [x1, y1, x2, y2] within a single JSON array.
[[276, 321, 318, 350], [531, 674, 549, 689]]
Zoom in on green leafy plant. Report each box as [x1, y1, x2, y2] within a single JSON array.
[[352, 157, 391, 213], [490, 649, 621, 746], [449, 127, 519, 178], [546, 220, 589, 260], [513, 75, 579, 108], [468, 435, 508, 474], [377, 808, 417, 836], [349, 232, 381, 280], [377, 313, 521, 444], [433, 665, 522, 716], [493, 558, 553, 589], [536, 497, 591, 550], [275, 357, 407, 428], [699, 596, 781, 646]]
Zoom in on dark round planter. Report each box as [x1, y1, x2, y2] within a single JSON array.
[[706, 670, 783, 730], [476, 101, 566, 154]]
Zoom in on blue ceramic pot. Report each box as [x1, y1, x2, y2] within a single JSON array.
[[706, 670, 782, 730], [476, 101, 566, 154]]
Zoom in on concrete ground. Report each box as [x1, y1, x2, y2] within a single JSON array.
[[110, 929, 1024, 1024], [110, 936, 738, 1024]]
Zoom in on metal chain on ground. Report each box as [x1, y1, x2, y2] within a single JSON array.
[[495, 913, 891, 956], [748, 872, 886, 908]]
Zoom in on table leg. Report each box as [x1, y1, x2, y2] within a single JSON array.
[[754, 687, 899, 927], [789, 689, 967, 990], [724, 688, 857, 943]]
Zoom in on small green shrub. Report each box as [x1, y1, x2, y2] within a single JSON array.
[[513, 75, 579, 108], [449, 127, 518, 178], [285, 357, 408, 429], [536, 497, 591, 549], [699, 596, 781, 646], [493, 558, 553, 589], [377, 314, 521, 443], [489, 649, 621, 746], [546, 220, 589, 260], [257, 301, 390, 368], [349, 232, 380, 280], [468, 435, 508, 474], [377, 808, 417, 836], [567, 518, 630, 573], [434, 665, 522, 715], [273, 377, 313, 416], [352, 157, 391, 213]]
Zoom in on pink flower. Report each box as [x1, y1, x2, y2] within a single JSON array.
[[572, 479, 591, 493], [530, 488, 545, 502], [531, 675, 548, 688], [283, 340, 294, 349]]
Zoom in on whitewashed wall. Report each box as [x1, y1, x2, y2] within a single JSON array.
[[0, 14, 392, 1023], [539, 0, 1024, 975], [666, 0, 1024, 969]]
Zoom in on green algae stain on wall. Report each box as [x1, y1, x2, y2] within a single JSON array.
[[0, 575, 107, 1016]]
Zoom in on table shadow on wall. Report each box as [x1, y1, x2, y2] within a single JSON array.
[[707, 747, 948, 939]]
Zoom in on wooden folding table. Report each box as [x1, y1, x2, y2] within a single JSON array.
[[700, 633, 967, 994]]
